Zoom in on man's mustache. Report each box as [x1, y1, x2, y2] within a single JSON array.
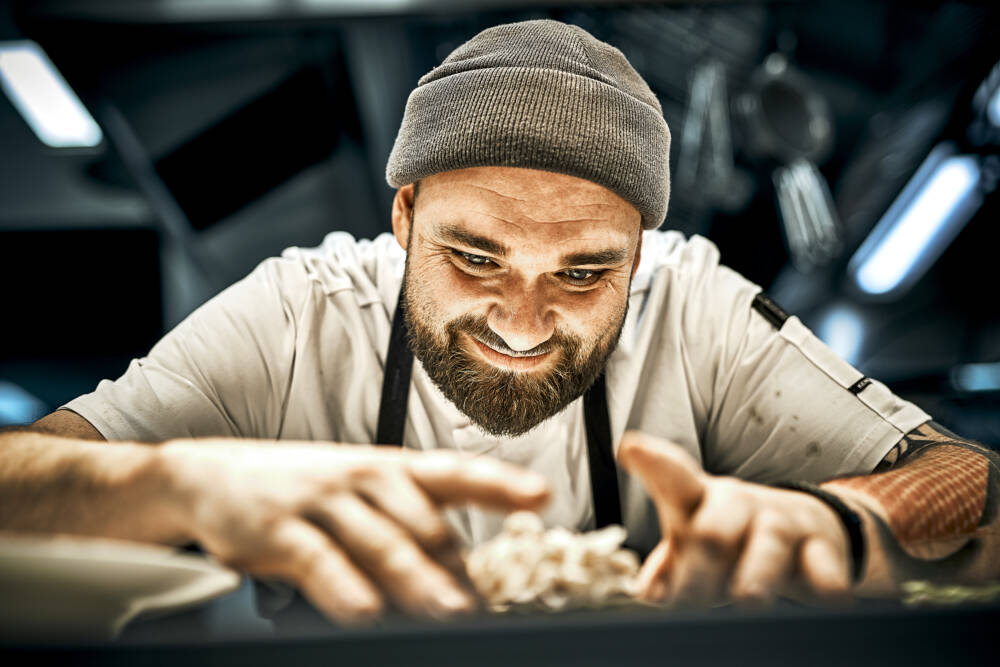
[[454, 316, 561, 358]]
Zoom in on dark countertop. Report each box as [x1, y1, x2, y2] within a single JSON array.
[[4, 594, 997, 667]]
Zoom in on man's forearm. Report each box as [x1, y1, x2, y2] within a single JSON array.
[[823, 422, 1000, 594], [0, 430, 188, 544]]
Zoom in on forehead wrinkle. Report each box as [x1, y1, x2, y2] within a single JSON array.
[[514, 213, 620, 226], [463, 182, 530, 203]]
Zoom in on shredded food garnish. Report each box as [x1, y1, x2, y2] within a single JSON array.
[[465, 511, 640, 612]]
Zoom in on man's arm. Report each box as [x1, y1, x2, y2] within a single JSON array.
[[824, 421, 1000, 593], [0, 410, 550, 622], [0, 410, 185, 543]]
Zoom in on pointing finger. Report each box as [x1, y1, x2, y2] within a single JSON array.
[[407, 451, 551, 511], [617, 431, 706, 530]]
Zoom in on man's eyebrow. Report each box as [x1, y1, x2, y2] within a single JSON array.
[[560, 247, 630, 266], [435, 224, 509, 257], [434, 224, 630, 266]]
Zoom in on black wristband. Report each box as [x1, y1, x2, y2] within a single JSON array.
[[773, 481, 866, 584]]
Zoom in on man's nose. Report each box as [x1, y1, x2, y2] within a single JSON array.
[[487, 281, 555, 352]]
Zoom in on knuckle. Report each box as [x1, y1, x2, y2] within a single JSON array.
[[345, 464, 385, 489], [419, 521, 455, 553], [689, 527, 737, 556], [380, 542, 422, 574], [755, 509, 789, 536], [714, 478, 746, 500], [423, 450, 464, 476]]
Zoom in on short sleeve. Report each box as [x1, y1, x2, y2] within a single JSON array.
[[63, 257, 306, 442], [681, 241, 932, 482]]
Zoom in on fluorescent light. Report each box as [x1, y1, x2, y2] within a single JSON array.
[[951, 362, 1000, 393], [0, 40, 102, 148], [850, 144, 982, 298], [816, 304, 864, 366]]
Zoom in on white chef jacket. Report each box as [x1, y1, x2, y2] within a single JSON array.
[[64, 230, 931, 554]]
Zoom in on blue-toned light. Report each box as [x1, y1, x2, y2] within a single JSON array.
[[816, 304, 865, 366], [0, 41, 103, 148], [850, 144, 982, 298], [988, 86, 1000, 128], [952, 362, 1000, 393], [0, 381, 48, 426]]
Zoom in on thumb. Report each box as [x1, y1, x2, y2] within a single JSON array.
[[617, 430, 705, 532]]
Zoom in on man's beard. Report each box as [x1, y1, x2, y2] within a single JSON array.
[[402, 271, 628, 438]]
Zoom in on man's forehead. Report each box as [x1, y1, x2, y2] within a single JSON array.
[[416, 167, 641, 245], [420, 167, 639, 217]]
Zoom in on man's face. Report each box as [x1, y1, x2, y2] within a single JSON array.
[[394, 167, 642, 438]]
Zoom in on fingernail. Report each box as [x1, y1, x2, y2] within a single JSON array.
[[646, 578, 669, 602], [438, 588, 475, 615], [519, 472, 549, 497], [345, 591, 382, 621]]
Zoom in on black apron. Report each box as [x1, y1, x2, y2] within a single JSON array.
[[376, 293, 623, 529]]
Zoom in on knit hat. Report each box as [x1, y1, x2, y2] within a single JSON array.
[[385, 19, 671, 229]]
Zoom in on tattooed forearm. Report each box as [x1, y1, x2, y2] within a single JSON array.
[[824, 422, 1000, 585], [872, 421, 972, 472]]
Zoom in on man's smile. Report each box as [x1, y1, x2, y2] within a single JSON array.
[[468, 333, 552, 371]]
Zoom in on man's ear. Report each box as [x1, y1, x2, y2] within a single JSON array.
[[630, 229, 643, 279], [391, 183, 416, 250]]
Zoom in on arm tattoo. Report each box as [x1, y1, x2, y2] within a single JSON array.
[[826, 422, 1000, 580]]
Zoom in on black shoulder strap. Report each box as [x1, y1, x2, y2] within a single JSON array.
[[752, 292, 790, 330], [375, 290, 622, 528], [375, 294, 414, 446]]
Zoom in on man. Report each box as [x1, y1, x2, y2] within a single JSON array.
[[1, 20, 997, 625]]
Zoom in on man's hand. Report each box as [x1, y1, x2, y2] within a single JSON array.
[[617, 431, 851, 606], [159, 440, 550, 624]]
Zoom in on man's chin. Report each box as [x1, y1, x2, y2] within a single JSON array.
[[433, 354, 586, 438], [452, 394, 575, 439]]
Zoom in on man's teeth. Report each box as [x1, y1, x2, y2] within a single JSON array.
[[478, 338, 547, 358]]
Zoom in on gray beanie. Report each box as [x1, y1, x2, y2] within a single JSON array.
[[385, 19, 670, 229]]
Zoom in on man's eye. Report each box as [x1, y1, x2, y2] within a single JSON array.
[[564, 268, 598, 282], [457, 251, 493, 267]]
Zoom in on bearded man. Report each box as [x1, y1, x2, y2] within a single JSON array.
[[1, 20, 997, 624]]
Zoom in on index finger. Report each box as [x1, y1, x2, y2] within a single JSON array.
[[406, 451, 551, 511], [617, 430, 706, 530]]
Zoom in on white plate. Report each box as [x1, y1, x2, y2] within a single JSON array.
[[0, 532, 239, 639]]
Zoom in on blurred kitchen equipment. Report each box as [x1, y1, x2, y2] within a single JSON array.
[[677, 60, 753, 213], [737, 51, 843, 272], [0, 532, 239, 639], [774, 158, 842, 272]]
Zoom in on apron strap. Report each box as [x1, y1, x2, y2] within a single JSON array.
[[583, 372, 623, 528], [375, 294, 414, 447], [375, 290, 623, 528]]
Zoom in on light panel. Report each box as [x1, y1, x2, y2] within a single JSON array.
[[849, 144, 983, 299], [0, 40, 103, 148], [951, 362, 1000, 393]]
